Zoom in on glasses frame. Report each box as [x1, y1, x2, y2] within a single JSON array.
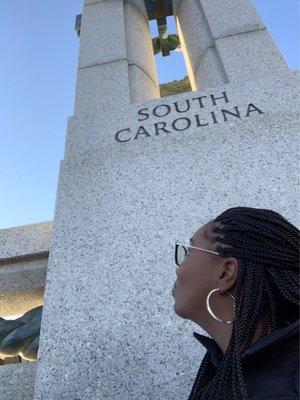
[[175, 242, 220, 266]]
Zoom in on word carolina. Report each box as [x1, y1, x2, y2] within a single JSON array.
[[115, 102, 263, 143]]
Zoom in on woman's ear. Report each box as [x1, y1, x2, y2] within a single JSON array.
[[217, 257, 239, 293]]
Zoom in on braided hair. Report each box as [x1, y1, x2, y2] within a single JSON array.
[[188, 207, 299, 400]]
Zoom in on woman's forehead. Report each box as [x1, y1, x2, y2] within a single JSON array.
[[192, 220, 215, 243]]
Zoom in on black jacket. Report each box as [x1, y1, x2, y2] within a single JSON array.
[[191, 319, 299, 399]]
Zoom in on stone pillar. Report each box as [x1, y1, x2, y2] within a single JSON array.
[[173, 0, 289, 90], [74, 0, 159, 116], [125, 0, 160, 102], [32, 0, 299, 399]]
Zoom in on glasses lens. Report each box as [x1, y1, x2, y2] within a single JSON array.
[[176, 244, 187, 266]]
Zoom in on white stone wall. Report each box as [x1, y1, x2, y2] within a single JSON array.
[[33, 69, 299, 399], [33, 1, 299, 398], [0, 222, 51, 318], [0, 222, 52, 263], [0, 363, 36, 400]]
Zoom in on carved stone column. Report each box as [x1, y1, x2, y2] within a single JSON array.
[[173, 0, 289, 89]]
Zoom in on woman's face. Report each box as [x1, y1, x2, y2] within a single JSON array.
[[172, 220, 225, 323]]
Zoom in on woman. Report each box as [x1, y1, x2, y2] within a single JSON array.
[[172, 207, 299, 400]]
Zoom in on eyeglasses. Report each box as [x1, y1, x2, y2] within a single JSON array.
[[175, 242, 220, 266]]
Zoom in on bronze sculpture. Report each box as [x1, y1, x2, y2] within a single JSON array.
[[0, 306, 42, 362]]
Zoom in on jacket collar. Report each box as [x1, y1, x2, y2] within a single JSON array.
[[193, 319, 299, 368]]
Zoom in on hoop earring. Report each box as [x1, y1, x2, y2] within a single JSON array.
[[206, 288, 235, 324]]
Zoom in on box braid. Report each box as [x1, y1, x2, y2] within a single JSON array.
[[188, 207, 299, 400]]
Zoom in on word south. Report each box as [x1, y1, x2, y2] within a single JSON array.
[[115, 92, 263, 142]]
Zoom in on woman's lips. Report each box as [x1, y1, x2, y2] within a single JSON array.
[[172, 284, 177, 297]]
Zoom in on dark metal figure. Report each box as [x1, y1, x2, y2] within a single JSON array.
[[0, 306, 42, 362]]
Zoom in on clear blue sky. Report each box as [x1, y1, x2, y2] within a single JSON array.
[[0, 1, 299, 229]]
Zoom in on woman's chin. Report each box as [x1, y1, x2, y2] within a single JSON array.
[[173, 301, 186, 318]]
